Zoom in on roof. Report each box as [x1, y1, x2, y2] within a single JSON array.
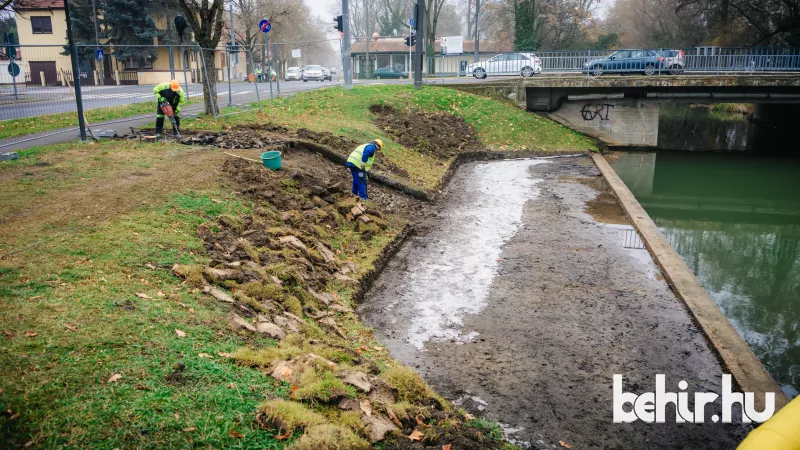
[[14, 0, 64, 9], [350, 38, 512, 55]]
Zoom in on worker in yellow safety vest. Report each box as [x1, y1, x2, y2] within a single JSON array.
[[346, 139, 383, 200], [153, 80, 186, 138]]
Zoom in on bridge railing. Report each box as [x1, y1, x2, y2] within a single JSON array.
[[422, 47, 800, 81]]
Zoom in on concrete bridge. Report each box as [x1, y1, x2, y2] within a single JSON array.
[[447, 75, 800, 148]]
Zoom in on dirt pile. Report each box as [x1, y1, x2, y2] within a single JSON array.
[[179, 129, 287, 149], [171, 157, 502, 449], [370, 104, 483, 158]]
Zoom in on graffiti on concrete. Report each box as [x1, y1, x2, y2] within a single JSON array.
[[581, 103, 615, 121]]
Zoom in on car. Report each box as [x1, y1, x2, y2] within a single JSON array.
[[466, 52, 542, 79], [373, 66, 408, 79], [582, 50, 666, 76], [285, 66, 301, 81], [658, 49, 685, 74], [321, 67, 332, 81], [330, 68, 337, 75], [302, 65, 324, 82]]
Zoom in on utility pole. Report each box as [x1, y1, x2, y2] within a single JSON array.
[[91, 0, 103, 85], [228, 4, 234, 106], [474, 0, 480, 63], [342, 0, 352, 90], [413, 0, 424, 88], [64, 0, 87, 141]]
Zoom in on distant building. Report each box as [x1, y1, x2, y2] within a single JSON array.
[[349, 38, 512, 78], [11, 0, 247, 86]]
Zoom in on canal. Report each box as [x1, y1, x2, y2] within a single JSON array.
[[609, 145, 800, 399]]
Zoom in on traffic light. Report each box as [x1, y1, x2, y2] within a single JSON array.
[[334, 15, 343, 32], [404, 33, 416, 47]]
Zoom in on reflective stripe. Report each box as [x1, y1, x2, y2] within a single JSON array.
[[347, 144, 375, 171]]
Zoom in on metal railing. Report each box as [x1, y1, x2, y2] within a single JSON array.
[[421, 47, 800, 81]]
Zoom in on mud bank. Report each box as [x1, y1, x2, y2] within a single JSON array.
[[360, 157, 749, 449]]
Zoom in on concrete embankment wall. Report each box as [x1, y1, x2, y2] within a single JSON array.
[[591, 153, 789, 412]]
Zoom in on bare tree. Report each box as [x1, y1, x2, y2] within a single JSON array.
[[178, 0, 225, 115]]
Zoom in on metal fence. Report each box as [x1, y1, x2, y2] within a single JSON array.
[[0, 38, 343, 150], [418, 47, 800, 81]]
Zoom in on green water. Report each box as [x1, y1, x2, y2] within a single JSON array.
[[610, 151, 800, 398]]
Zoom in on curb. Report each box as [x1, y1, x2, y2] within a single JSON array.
[[590, 153, 789, 412]]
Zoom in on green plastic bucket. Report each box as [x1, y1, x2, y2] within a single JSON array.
[[261, 151, 282, 170]]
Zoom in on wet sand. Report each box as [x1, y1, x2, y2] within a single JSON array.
[[360, 157, 749, 449]]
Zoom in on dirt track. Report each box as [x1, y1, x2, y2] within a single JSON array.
[[360, 157, 749, 449]]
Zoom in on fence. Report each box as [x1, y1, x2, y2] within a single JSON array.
[[0, 38, 344, 150]]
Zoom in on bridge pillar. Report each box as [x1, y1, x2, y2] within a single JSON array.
[[749, 104, 798, 153]]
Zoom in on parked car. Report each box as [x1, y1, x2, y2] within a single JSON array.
[[322, 67, 332, 81], [330, 68, 337, 75], [466, 52, 542, 79], [285, 66, 301, 81], [658, 49, 685, 74], [302, 65, 324, 82], [582, 50, 666, 76], [373, 66, 408, 79]]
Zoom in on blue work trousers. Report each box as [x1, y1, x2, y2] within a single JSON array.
[[349, 166, 368, 200]]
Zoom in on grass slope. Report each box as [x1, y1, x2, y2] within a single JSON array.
[[0, 85, 589, 448]]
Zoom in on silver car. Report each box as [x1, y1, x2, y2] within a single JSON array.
[[302, 65, 324, 82], [660, 49, 685, 74], [466, 52, 542, 79], [285, 66, 301, 81]]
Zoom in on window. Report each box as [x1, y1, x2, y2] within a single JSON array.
[[612, 51, 630, 59], [31, 16, 53, 34], [630, 51, 645, 58]]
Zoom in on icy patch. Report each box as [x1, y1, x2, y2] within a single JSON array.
[[404, 160, 548, 349]]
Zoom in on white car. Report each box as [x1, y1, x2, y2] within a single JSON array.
[[285, 66, 301, 81], [321, 67, 332, 81], [302, 65, 324, 82], [466, 52, 542, 79]]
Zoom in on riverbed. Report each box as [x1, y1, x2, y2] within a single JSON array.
[[360, 157, 748, 449]]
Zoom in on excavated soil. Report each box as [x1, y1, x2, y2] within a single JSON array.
[[369, 104, 483, 158]]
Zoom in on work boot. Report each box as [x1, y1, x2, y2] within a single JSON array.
[[155, 128, 163, 139]]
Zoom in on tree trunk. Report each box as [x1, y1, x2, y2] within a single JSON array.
[[201, 48, 218, 116]]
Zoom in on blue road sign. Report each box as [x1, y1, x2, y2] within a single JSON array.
[[259, 19, 271, 33], [96, 49, 104, 61], [7, 61, 19, 77], [409, 18, 414, 27]]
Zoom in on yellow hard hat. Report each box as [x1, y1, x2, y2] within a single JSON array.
[[373, 139, 383, 150], [170, 80, 180, 91]]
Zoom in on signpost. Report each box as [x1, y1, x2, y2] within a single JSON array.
[[4, 33, 18, 100], [96, 49, 104, 61], [408, 18, 413, 79], [260, 19, 273, 100]]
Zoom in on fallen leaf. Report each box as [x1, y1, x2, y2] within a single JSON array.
[[183, 427, 196, 432], [227, 382, 236, 389], [64, 324, 77, 332], [9, 412, 20, 420], [99, 277, 108, 283], [408, 429, 424, 441], [464, 413, 475, 421], [108, 373, 122, 383], [156, 291, 166, 297], [145, 263, 156, 270], [415, 416, 425, 426], [3, 330, 15, 337], [135, 293, 152, 300], [387, 407, 403, 427], [373, 346, 383, 351], [174, 413, 180, 419], [175, 329, 186, 338], [442, 445, 452, 450], [360, 399, 372, 417], [28, 296, 43, 301], [228, 430, 244, 438], [23, 441, 34, 448], [24, 331, 37, 337], [275, 430, 292, 440], [198, 353, 213, 359], [560, 441, 573, 449]]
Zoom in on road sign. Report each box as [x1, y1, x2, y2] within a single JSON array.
[[409, 18, 414, 27], [259, 19, 271, 33], [292, 48, 301, 58], [7, 61, 19, 77], [96, 49, 104, 61]]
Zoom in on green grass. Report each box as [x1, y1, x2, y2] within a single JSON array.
[[0, 98, 201, 140], [0, 187, 291, 448]]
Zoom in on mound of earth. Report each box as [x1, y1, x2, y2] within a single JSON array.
[[369, 104, 483, 158], [170, 154, 500, 448]]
